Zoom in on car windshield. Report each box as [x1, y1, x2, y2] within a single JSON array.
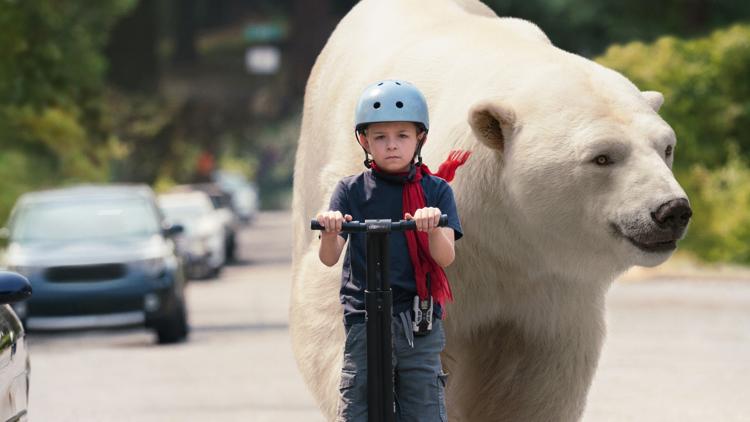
[[11, 197, 161, 242], [160, 204, 210, 223]]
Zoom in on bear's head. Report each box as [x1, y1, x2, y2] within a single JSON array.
[[466, 61, 692, 277]]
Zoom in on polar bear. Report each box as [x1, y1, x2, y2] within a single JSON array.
[[289, 0, 692, 421]]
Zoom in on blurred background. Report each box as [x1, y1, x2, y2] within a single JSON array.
[[0, 1, 748, 421], [0, 0, 749, 263]]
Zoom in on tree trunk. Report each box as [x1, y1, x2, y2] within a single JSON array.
[[105, 0, 159, 92], [173, 0, 198, 64]]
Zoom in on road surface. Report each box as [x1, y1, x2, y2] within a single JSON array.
[[26, 211, 750, 421]]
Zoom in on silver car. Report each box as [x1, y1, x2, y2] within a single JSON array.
[[0, 271, 32, 422]]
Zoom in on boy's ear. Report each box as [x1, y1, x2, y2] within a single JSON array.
[[468, 99, 517, 152], [357, 131, 370, 152]]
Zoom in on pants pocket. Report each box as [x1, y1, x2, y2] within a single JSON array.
[[437, 371, 449, 422], [336, 370, 361, 421]]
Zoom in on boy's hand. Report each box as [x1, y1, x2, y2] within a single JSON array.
[[404, 207, 442, 233], [316, 211, 353, 237]]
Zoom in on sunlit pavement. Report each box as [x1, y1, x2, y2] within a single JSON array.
[[584, 278, 750, 421], [25, 210, 750, 421]]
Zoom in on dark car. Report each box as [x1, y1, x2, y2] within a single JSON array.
[[0, 271, 32, 422], [1, 185, 189, 344]]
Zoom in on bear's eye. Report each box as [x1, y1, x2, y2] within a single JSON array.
[[665, 145, 673, 158], [593, 155, 612, 166]]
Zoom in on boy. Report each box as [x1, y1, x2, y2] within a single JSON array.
[[316, 79, 469, 422]]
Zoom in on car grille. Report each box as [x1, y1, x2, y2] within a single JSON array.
[[45, 264, 127, 282]]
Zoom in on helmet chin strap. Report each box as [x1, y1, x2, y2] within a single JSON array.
[[354, 129, 373, 168], [414, 131, 427, 166]]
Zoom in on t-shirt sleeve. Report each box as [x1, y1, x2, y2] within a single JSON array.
[[328, 180, 350, 240], [436, 181, 463, 241]]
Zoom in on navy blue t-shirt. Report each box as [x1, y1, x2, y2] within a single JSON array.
[[328, 169, 463, 325]]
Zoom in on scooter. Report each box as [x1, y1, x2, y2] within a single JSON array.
[[311, 215, 448, 422]]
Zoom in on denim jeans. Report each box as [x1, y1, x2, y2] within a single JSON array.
[[336, 311, 448, 422]]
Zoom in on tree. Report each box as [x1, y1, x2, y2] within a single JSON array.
[[483, 0, 750, 56], [0, 0, 135, 221]]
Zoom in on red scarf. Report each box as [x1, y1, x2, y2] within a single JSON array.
[[371, 150, 471, 307]]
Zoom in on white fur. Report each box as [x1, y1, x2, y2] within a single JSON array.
[[290, 1, 688, 420]]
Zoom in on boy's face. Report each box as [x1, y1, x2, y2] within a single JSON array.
[[359, 121, 424, 173]]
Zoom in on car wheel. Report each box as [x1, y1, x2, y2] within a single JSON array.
[[156, 296, 189, 344]]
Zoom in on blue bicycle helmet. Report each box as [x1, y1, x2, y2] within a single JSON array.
[[355, 79, 429, 132], [354, 80, 429, 168]]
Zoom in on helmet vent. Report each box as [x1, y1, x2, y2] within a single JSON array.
[[373, 102, 381, 109], [377, 82, 384, 86], [395, 101, 404, 108], [395, 82, 401, 85]]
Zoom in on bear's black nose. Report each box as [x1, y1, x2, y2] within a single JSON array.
[[652, 198, 692, 230]]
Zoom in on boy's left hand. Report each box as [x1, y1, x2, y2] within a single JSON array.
[[404, 207, 442, 233]]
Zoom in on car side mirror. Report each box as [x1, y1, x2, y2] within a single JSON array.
[[0, 271, 32, 305], [163, 224, 184, 237]]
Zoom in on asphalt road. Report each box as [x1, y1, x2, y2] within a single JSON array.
[[26, 211, 750, 421]]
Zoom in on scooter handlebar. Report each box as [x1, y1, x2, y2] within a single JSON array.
[[311, 215, 448, 233]]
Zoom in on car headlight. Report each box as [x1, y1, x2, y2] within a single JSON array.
[[141, 257, 166, 278]]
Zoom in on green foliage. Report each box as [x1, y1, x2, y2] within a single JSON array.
[[0, 0, 135, 222], [596, 24, 750, 264], [680, 154, 750, 263]]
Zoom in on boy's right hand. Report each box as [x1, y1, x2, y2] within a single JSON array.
[[316, 211, 353, 237]]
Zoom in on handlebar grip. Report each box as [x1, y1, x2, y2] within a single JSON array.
[[311, 220, 364, 231], [310, 215, 449, 232]]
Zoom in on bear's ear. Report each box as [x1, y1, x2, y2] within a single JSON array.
[[642, 91, 664, 112], [468, 100, 517, 151]]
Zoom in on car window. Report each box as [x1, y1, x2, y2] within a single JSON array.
[[11, 197, 161, 242], [159, 203, 211, 222]]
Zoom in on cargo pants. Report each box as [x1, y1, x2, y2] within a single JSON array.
[[336, 311, 448, 422]]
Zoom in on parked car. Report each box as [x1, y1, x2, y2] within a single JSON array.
[[212, 170, 259, 224], [0, 271, 31, 422], [158, 191, 225, 279], [170, 184, 240, 261], [1, 184, 189, 344]]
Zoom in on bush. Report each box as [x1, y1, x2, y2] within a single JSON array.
[[680, 153, 750, 263]]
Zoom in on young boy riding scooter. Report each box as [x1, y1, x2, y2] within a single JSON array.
[[316, 79, 470, 422]]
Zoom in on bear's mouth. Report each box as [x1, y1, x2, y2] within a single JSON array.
[[610, 223, 677, 253]]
